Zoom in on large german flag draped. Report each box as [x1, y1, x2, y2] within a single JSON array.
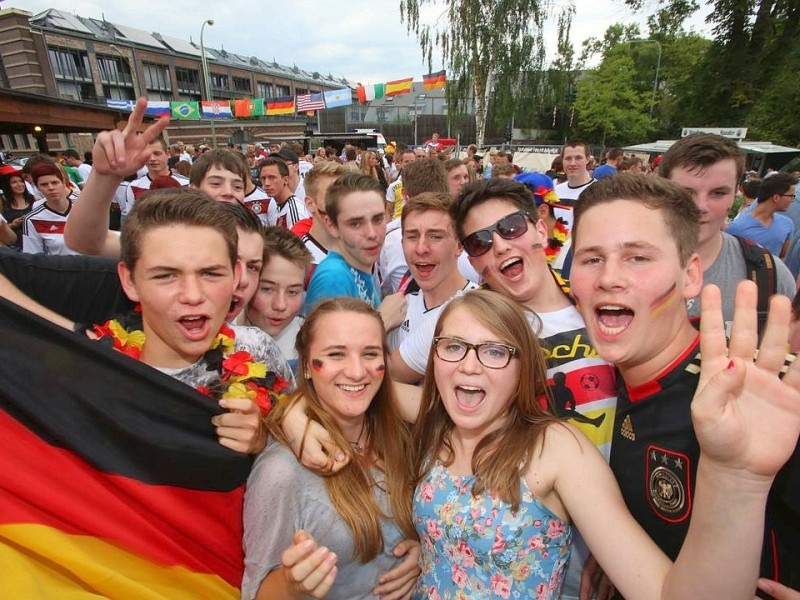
[[0, 298, 252, 599]]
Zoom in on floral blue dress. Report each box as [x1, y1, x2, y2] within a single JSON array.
[[413, 462, 572, 599]]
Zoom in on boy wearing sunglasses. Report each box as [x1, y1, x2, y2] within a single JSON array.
[[452, 177, 617, 600]]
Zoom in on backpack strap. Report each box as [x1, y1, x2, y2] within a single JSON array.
[[734, 235, 777, 333]]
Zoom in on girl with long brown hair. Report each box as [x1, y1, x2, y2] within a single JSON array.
[[242, 297, 419, 599], [408, 289, 800, 599]]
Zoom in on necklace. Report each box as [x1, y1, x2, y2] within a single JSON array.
[[348, 420, 367, 454], [92, 308, 289, 416]]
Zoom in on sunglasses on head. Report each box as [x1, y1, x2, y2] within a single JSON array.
[[460, 210, 532, 257]]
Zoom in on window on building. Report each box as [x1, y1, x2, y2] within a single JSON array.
[[48, 46, 95, 101], [257, 81, 273, 99], [296, 87, 308, 96], [48, 47, 91, 80], [210, 72, 228, 91], [233, 76, 252, 94], [142, 62, 171, 92], [15, 134, 32, 150], [275, 84, 290, 97], [175, 67, 202, 100], [96, 54, 134, 100], [0, 56, 9, 89]]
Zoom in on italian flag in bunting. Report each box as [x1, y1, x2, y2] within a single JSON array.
[[357, 83, 386, 103], [0, 299, 250, 599], [385, 77, 414, 96], [423, 70, 447, 90]]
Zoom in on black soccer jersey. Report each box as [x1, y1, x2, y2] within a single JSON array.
[[610, 335, 799, 588]]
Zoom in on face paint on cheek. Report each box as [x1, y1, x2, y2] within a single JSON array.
[[650, 283, 678, 316], [374, 364, 386, 373], [311, 359, 324, 372]]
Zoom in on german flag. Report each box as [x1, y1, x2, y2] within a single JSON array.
[[0, 298, 252, 599], [423, 70, 447, 90], [266, 96, 296, 116], [385, 77, 414, 96]]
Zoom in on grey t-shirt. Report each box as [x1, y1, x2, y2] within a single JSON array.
[[157, 325, 294, 390], [686, 232, 796, 334], [242, 442, 406, 600]]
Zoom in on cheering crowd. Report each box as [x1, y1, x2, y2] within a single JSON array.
[[0, 98, 798, 600]]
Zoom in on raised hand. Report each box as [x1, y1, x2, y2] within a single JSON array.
[[693, 281, 800, 479], [91, 97, 169, 178]]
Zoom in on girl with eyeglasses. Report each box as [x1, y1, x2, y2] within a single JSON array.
[[407, 288, 800, 599]]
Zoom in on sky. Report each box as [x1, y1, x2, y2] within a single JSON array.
[[18, 0, 712, 84]]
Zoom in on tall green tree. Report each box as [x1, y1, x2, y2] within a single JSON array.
[[573, 50, 654, 145], [626, 0, 800, 127], [400, 0, 549, 147], [747, 47, 800, 145]]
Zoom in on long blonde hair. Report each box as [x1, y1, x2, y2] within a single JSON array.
[[359, 150, 380, 180], [411, 289, 560, 510], [268, 297, 416, 561]]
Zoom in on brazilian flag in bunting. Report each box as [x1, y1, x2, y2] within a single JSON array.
[[170, 101, 201, 120], [0, 298, 251, 599]]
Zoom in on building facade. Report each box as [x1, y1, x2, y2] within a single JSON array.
[[0, 7, 354, 153]]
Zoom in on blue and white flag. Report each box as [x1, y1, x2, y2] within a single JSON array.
[[106, 99, 137, 112], [323, 88, 352, 109]]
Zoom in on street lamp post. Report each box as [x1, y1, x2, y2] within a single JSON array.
[[626, 39, 662, 119], [199, 19, 217, 147]]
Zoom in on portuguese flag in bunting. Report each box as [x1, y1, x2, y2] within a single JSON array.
[[0, 298, 251, 599], [234, 98, 265, 118], [423, 70, 447, 90], [266, 96, 295, 116]]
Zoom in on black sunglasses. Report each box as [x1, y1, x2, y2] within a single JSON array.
[[460, 210, 532, 257]]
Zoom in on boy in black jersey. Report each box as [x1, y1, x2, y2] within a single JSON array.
[[570, 173, 799, 594]]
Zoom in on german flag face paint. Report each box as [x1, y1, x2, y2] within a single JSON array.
[[650, 283, 678, 317], [304, 312, 385, 430]]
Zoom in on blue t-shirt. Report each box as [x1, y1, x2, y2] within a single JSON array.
[[592, 164, 618, 180], [304, 251, 380, 314], [726, 212, 795, 256]]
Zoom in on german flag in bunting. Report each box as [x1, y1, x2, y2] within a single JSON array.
[[266, 96, 296, 116], [0, 298, 251, 599], [423, 70, 447, 90]]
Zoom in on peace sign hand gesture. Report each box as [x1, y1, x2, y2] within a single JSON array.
[[91, 97, 170, 179]]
